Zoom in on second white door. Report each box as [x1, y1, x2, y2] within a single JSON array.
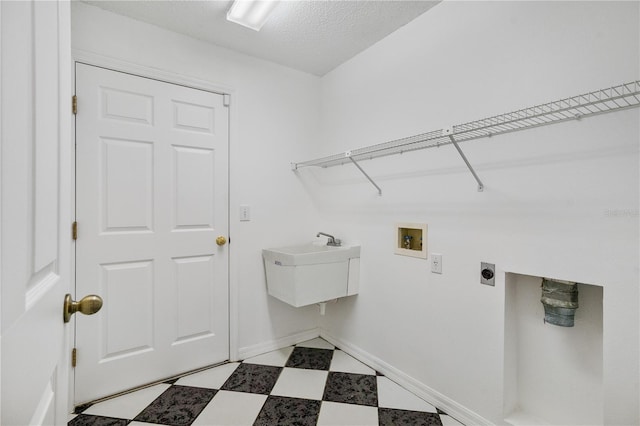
[[75, 63, 229, 403]]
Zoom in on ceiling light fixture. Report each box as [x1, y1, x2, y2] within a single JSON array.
[[226, 0, 279, 31]]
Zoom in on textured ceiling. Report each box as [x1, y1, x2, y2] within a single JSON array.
[[81, 0, 441, 76]]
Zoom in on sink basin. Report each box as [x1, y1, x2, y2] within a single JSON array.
[[263, 244, 360, 307], [263, 244, 360, 265]]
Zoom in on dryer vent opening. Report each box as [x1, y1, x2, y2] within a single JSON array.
[[541, 278, 579, 327]]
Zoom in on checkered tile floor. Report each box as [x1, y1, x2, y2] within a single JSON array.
[[69, 338, 464, 426]]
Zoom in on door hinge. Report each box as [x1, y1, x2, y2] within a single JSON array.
[[72, 221, 78, 240], [71, 348, 77, 368], [223, 94, 230, 107], [72, 95, 77, 115]]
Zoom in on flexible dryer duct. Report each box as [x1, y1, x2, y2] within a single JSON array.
[[541, 278, 579, 327]]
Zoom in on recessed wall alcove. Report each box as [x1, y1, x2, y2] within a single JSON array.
[[503, 273, 603, 425]]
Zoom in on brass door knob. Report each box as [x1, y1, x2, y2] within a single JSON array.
[[63, 294, 103, 323], [216, 236, 227, 246]]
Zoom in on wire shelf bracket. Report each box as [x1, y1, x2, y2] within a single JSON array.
[[444, 128, 484, 192], [346, 151, 382, 195], [292, 80, 640, 194]]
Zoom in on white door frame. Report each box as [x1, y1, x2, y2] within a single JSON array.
[[69, 50, 239, 409]]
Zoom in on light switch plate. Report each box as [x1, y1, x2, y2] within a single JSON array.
[[431, 254, 442, 274], [239, 205, 251, 221]]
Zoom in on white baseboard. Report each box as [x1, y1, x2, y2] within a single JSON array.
[[236, 328, 321, 361], [320, 329, 494, 426]]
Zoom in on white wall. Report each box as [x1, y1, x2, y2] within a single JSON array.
[[312, 1, 639, 425], [71, 2, 323, 357]]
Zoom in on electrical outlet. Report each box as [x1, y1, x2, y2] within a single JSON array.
[[239, 205, 251, 221], [480, 262, 495, 286], [431, 253, 442, 274]]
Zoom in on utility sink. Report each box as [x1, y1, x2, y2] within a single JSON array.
[[263, 244, 360, 308]]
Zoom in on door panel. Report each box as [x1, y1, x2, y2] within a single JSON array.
[[173, 146, 215, 229], [1, 1, 71, 425], [174, 255, 215, 342], [101, 260, 155, 360], [75, 64, 229, 403], [102, 138, 154, 232]]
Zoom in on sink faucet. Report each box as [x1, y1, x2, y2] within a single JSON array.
[[317, 232, 341, 247]]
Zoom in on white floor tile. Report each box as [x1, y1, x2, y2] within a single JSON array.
[[82, 383, 171, 419], [243, 347, 294, 366], [128, 422, 159, 425], [317, 401, 379, 426], [296, 337, 335, 350], [174, 362, 240, 389], [441, 414, 466, 425], [68, 414, 77, 422], [191, 390, 267, 426], [329, 350, 376, 375], [376, 377, 437, 413], [270, 367, 328, 400]]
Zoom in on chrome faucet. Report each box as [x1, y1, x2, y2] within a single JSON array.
[[317, 232, 341, 247]]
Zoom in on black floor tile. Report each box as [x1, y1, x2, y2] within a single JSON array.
[[133, 385, 216, 426], [221, 363, 283, 394], [73, 403, 93, 414], [322, 371, 378, 407], [285, 346, 334, 370], [253, 395, 321, 426], [68, 414, 129, 426], [378, 407, 443, 426]]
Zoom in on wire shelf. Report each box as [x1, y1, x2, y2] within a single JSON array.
[[292, 80, 640, 170]]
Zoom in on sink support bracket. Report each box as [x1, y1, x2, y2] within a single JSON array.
[[446, 132, 484, 192], [347, 152, 382, 196]]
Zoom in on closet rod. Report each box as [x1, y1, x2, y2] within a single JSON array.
[[292, 80, 640, 175]]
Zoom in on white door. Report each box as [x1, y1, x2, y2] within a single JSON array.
[[1, 1, 72, 425], [74, 64, 229, 403]]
